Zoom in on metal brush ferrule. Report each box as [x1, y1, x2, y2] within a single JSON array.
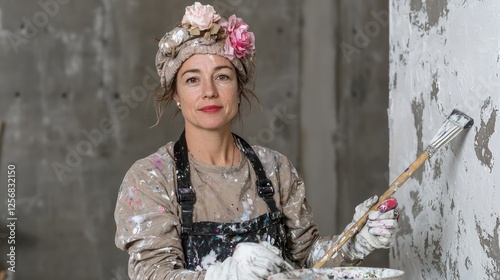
[[424, 145, 436, 158]]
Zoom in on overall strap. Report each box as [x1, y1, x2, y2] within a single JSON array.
[[233, 133, 280, 214], [174, 131, 196, 234], [174, 131, 281, 235]]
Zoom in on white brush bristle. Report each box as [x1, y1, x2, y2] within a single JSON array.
[[448, 109, 474, 129], [427, 109, 474, 155]]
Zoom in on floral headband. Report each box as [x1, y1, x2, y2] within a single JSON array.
[[155, 2, 256, 89]]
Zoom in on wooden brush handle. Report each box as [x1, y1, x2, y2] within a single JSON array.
[[313, 151, 430, 269]]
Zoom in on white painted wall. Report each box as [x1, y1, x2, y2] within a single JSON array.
[[389, 0, 500, 279]]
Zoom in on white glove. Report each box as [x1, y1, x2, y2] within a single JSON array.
[[342, 195, 399, 260], [205, 242, 291, 280]]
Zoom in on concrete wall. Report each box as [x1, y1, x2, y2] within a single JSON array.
[[389, 0, 500, 279], [0, 1, 390, 279], [0, 1, 300, 279], [332, 0, 391, 267]]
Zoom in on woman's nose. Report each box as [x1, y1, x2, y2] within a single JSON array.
[[202, 79, 218, 99]]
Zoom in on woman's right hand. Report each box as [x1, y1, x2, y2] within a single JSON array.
[[205, 242, 291, 280], [341, 195, 399, 261]]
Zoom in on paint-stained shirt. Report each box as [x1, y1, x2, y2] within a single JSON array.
[[115, 142, 355, 279]]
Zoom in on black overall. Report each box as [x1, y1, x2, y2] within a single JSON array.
[[173, 131, 286, 270]]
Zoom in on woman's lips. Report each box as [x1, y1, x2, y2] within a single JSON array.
[[199, 105, 222, 113]]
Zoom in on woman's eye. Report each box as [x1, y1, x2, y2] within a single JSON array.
[[217, 75, 230, 81], [186, 77, 197, 84]]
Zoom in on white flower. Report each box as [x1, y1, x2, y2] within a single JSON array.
[[181, 2, 221, 31], [158, 27, 190, 56]]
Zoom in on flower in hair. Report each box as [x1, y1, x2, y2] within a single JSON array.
[[158, 27, 190, 56], [157, 2, 255, 64], [181, 2, 221, 35], [221, 15, 255, 60]]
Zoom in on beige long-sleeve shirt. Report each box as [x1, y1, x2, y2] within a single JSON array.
[[115, 142, 356, 279]]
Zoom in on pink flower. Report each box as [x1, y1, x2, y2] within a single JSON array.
[[181, 2, 221, 31], [222, 15, 255, 60]]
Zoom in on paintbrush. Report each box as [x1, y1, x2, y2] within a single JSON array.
[[313, 109, 474, 269]]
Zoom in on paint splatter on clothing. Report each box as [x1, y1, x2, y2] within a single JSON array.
[[114, 142, 357, 279]]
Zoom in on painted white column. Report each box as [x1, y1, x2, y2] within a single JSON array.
[[389, 0, 500, 279]]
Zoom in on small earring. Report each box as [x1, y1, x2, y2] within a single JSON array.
[[176, 102, 181, 109]]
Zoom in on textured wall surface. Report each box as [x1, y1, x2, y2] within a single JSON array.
[[389, 0, 500, 279]]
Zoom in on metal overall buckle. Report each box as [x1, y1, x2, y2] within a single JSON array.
[[177, 186, 196, 204], [257, 178, 275, 197], [177, 186, 196, 233]]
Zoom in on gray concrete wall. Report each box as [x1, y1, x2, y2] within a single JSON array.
[[301, 0, 391, 268], [0, 1, 390, 279], [389, 0, 500, 279], [0, 1, 300, 279], [332, 0, 391, 267]]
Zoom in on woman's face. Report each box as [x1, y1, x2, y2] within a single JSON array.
[[174, 54, 239, 132]]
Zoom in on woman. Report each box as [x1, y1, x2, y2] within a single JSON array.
[[114, 3, 399, 279]]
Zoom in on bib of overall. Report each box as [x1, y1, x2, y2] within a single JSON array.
[[174, 131, 286, 270]]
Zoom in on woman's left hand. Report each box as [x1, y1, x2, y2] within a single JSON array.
[[342, 196, 399, 260]]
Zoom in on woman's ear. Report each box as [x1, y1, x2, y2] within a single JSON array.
[[173, 91, 179, 103], [173, 92, 182, 109]]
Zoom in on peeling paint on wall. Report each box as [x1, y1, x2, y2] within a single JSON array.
[[411, 96, 425, 183], [432, 157, 442, 179], [409, 190, 423, 218], [475, 217, 500, 279], [424, 0, 449, 30], [430, 73, 439, 102], [474, 98, 497, 172], [410, 0, 449, 32], [390, 0, 500, 278], [409, 0, 423, 13]]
